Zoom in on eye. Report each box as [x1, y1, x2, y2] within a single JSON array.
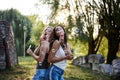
[[55, 29, 58, 31], [56, 28, 60, 31], [49, 30, 52, 32]]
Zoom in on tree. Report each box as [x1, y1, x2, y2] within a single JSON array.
[[41, 0, 120, 64], [78, 2, 103, 55], [0, 21, 18, 69], [39, 0, 103, 56], [0, 9, 32, 56], [94, 0, 120, 64]]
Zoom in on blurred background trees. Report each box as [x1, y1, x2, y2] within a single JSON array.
[[0, 0, 119, 64], [37, 0, 120, 64], [0, 9, 32, 56]]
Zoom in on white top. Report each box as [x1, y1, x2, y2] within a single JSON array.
[[53, 46, 67, 70]]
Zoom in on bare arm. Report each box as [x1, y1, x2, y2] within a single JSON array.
[[27, 41, 49, 62], [34, 46, 40, 55], [48, 40, 67, 63]]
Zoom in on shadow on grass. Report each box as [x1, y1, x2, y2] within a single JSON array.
[[64, 77, 83, 80], [0, 65, 26, 75], [0, 70, 26, 74]]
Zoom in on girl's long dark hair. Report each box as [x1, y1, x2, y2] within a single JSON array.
[[54, 25, 67, 44], [49, 25, 67, 50]]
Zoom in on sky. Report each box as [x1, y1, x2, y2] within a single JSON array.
[[0, 0, 36, 15], [0, 0, 51, 22]]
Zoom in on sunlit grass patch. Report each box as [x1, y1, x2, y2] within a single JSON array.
[[18, 56, 36, 69], [19, 56, 36, 65]]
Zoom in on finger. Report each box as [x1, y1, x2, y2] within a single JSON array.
[[26, 49, 29, 53], [28, 45, 31, 49]]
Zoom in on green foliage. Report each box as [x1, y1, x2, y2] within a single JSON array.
[[69, 36, 108, 61], [28, 15, 45, 46], [75, 15, 89, 42], [0, 9, 32, 56], [117, 51, 120, 57], [40, 0, 103, 56], [69, 40, 88, 57], [51, 0, 59, 15], [97, 37, 108, 59], [67, 15, 74, 30]]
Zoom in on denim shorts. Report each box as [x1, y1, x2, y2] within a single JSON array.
[[32, 69, 47, 80], [45, 65, 64, 80]]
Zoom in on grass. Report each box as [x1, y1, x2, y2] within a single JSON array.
[[0, 56, 111, 80], [64, 62, 111, 80]]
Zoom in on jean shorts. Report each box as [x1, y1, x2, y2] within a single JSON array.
[[45, 65, 64, 80], [32, 69, 47, 80]]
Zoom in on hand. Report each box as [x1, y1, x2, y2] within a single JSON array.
[[59, 35, 64, 43], [65, 54, 73, 60], [65, 51, 73, 60], [64, 49, 68, 55], [26, 45, 33, 55]]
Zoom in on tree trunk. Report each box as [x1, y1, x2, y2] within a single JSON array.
[[88, 38, 96, 55], [0, 21, 18, 69], [106, 29, 119, 64], [88, 34, 102, 55]]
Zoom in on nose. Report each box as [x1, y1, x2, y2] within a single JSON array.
[[45, 33, 47, 35], [57, 30, 61, 34]]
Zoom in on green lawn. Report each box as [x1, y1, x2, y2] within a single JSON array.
[[0, 56, 111, 80]]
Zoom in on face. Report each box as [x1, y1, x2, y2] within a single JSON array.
[[55, 26, 64, 37], [40, 27, 53, 41], [45, 27, 53, 36]]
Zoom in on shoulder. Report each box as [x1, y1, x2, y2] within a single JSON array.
[[41, 41, 49, 45], [52, 40, 60, 48], [53, 40, 60, 44], [40, 41, 49, 50], [53, 40, 60, 45]]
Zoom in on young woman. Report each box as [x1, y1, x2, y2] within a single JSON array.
[[26, 26, 53, 80], [45, 25, 73, 80]]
